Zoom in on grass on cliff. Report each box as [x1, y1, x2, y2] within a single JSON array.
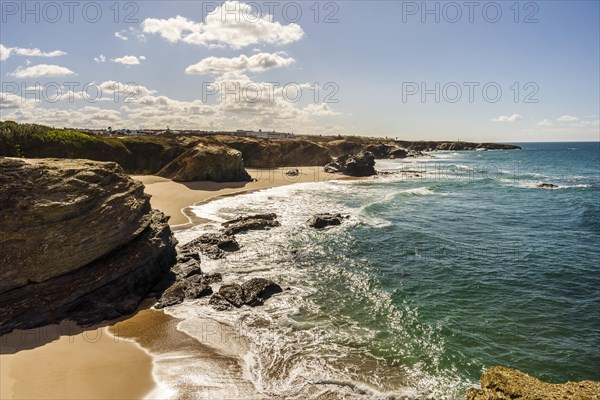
[[0, 121, 128, 158]]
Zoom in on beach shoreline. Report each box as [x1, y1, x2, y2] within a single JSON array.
[[0, 166, 360, 400], [133, 166, 361, 227]]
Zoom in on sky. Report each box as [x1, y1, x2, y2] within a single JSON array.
[[1, 0, 599, 142]]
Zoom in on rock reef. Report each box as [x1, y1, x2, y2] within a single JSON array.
[[467, 366, 600, 400], [324, 151, 377, 176], [154, 214, 284, 309], [0, 157, 177, 334], [307, 213, 349, 229]]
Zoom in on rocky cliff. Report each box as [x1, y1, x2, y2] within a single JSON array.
[[467, 366, 600, 400], [0, 157, 177, 334], [158, 143, 251, 182]]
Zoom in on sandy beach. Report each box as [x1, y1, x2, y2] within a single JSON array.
[[133, 166, 355, 226], [0, 165, 354, 400], [0, 321, 155, 399]]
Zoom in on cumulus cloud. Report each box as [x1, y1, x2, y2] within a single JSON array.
[[114, 27, 146, 42], [1, 44, 12, 61], [185, 52, 294, 75], [536, 119, 552, 126], [557, 115, 579, 122], [491, 114, 522, 122], [10, 64, 75, 78], [0, 44, 66, 60], [94, 54, 107, 63], [142, 1, 304, 49], [112, 55, 145, 65]]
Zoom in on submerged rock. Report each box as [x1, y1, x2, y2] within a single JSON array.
[[0, 157, 177, 334], [209, 278, 282, 310], [307, 213, 348, 229], [467, 366, 600, 400], [221, 213, 280, 236], [537, 183, 559, 189], [324, 151, 376, 176]]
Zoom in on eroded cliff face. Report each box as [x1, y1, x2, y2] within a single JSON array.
[[158, 143, 251, 182], [467, 366, 600, 400], [0, 157, 177, 334]]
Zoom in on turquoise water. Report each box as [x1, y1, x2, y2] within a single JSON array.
[[177, 142, 599, 399]]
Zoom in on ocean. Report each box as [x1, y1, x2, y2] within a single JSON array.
[[171, 142, 600, 399]]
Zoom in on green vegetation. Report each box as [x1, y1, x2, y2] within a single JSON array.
[[0, 121, 128, 159], [0, 121, 182, 174]]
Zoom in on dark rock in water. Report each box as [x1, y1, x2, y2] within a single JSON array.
[[285, 168, 300, 176], [172, 259, 202, 279], [467, 366, 600, 400], [180, 233, 239, 259], [209, 278, 282, 310], [241, 278, 283, 306], [307, 213, 348, 229], [202, 273, 223, 284], [221, 213, 280, 236], [389, 148, 408, 159], [218, 284, 245, 307], [324, 151, 376, 177], [0, 158, 177, 334], [155, 277, 212, 309], [208, 293, 234, 311], [537, 183, 558, 189]]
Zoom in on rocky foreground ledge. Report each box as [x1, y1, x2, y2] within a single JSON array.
[[468, 366, 600, 399], [0, 157, 177, 334]]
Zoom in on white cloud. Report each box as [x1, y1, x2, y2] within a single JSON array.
[[0, 44, 66, 60], [142, 1, 304, 49], [557, 115, 579, 122], [185, 52, 294, 75], [536, 119, 552, 126], [9, 64, 75, 78], [112, 55, 145, 65], [491, 114, 522, 122], [13, 47, 66, 57], [115, 27, 146, 42], [0, 92, 35, 109], [94, 54, 107, 63], [115, 31, 128, 40], [0, 44, 12, 61]]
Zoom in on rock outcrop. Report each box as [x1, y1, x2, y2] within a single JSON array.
[[209, 278, 282, 310], [467, 366, 600, 400], [0, 157, 177, 334], [324, 151, 376, 176], [307, 213, 348, 229], [178, 233, 240, 260], [221, 213, 280, 236], [158, 143, 251, 182]]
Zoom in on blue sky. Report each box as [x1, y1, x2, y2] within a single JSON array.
[[1, 0, 598, 141]]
